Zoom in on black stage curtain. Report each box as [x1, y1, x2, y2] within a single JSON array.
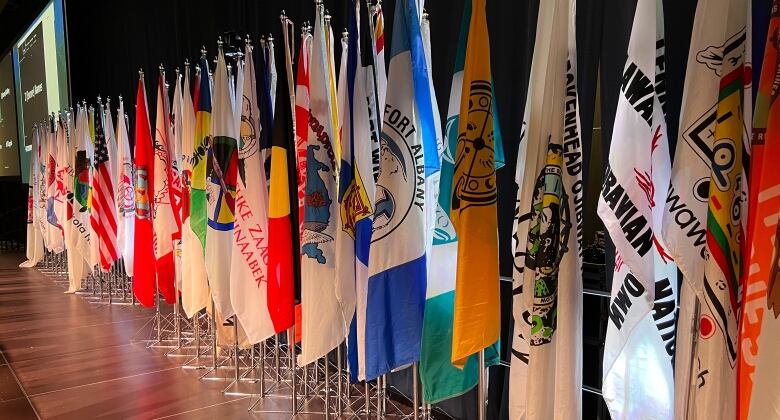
[[63, 0, 712, 418]]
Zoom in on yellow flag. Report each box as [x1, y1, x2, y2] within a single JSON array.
[[450, 0, 499, 368]]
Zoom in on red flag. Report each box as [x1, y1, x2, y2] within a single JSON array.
[[91, 110, 119, 271], [133, 76, 157, 307]]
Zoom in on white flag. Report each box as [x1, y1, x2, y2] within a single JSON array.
[[229, 42, 274, 344], [181, 59, 212, 319], [509, 0, 584, 419], [599, 1, 678, 417], [299, 4, 345, 366], [116, 99, 135, 277], [205, 48, 240, 321], [152, 73, 181, 304], [661, 0, 750, 418], [21, 124, 44, 268]]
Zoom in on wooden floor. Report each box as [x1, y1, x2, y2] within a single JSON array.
[[0, 253, 323, 420]]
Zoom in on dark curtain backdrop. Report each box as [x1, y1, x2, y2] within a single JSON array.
[[61, 0, 751, 418]]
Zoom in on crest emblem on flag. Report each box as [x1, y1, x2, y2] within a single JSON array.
[[452, 80, 497, 211], [302, 144, 335, 264], [207, 136, 237, 231], [372, 128, 424, 241], [526, 141, 571, 345], [135, 166, 150, 219]]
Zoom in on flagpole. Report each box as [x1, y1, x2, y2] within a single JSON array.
[[478, 349, 486, 420], [685, 297, 701, 420], [336, 343, 343, 416], [411, 363, 419, 419]]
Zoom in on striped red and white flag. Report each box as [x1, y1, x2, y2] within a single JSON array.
[[90, 109, 118, 272]]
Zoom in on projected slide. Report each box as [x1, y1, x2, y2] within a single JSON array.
[[0, 52, 20, 177], [14, 0, 69, 183]]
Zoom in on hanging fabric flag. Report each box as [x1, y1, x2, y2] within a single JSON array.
[[116, 98, 135, 277], [105, 102, 118, 190], [182, 58, 212, 318], [331, 12, 359, 367], [449, 0, 500, 369], [267, 20, 296, 335], [295, 26, 313, 243], [373, 3, 387, 114], [597, 0, 675, 322], [298, 1, 345, 366], [171, 71, 185, 290], [364, 0, 438, 381], [660, 0, 750, 417], [152, 70, 181, 304], [420, 0, 503, 402], [347, 0, 381, 383], [91, 105, 119, 272], [86, 107, 101, 271], [59, 112, 86, 291], [54, 117, 69, 252], [229, 40, 275, 344], [205, 45, 240, 321], [599, 1, 678, 418], [35, 123, 49, 254], [21, 124, 45, 268], [133, 74, 157, 307], [509, 0, 585, 418], [45, 119, 64, 253], [740, 1, 779, 418], [73, 107, 93, 270]]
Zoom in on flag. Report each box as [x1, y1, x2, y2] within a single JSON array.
[[267, 26, 295, 334], [331, 4, 362, 362], [133, 75, 157, 307], [295, 28, 313, 244], [599, 1, 678, 418], [181, 59, 212, 318], [91, 104, 119, 272], [509, 0, 585, 418], [597, 0, 675, 324], [298, 2, 346, 366], [152, 71, 181, 304], [450, 0, 500, 369], [54, 117, 69, 253], [45, 119, 64, 253], [229, 41, 274, 344], [373, 3, 387, 114], [73, 107, 94, 270], [87, 108, 100, 270], [171, 71, 185, 290], [116, 98, 135, 277], [21, 124, 44, 268], [59, 112, 87, 291], [661, 0, 750, 417], [35, 123, 49, 253], [741, 1, 779, 417], [420, 0, 504, 402], [206, 47, 240, 321], [347, 0, 382, 383], [364, 0, 438, 381]]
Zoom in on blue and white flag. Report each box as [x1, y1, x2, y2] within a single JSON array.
[[365, 0, 439, 381], [345, 0, 380, 382]]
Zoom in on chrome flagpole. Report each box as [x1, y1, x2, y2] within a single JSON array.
[[478, 350, 486, 420], [413, 363, 420, 420]]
